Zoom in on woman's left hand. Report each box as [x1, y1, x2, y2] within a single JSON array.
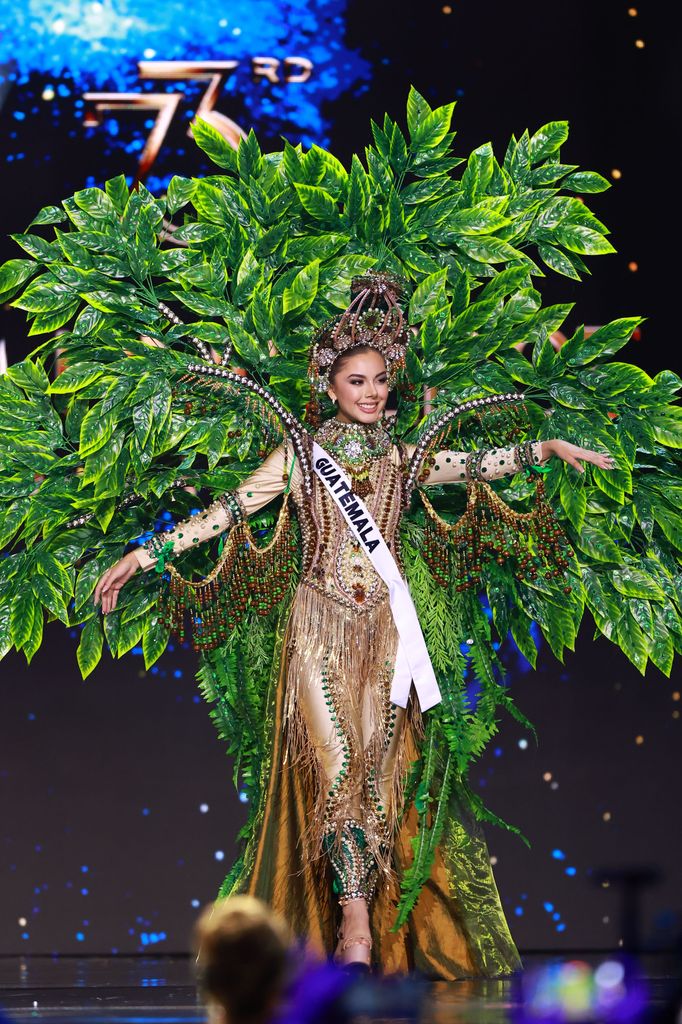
[[541, 439, 616, 473]]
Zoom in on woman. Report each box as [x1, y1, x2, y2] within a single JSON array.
[[94, 275, 614, 975]]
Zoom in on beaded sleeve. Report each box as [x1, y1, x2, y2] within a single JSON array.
[[406, 440, 544, 486], [133, 444, 297, 573]]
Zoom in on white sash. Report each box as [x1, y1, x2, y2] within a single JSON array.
[[312, 441, 442, 712]]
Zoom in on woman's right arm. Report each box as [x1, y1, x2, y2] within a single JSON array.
[[94, 444, 296, 614]]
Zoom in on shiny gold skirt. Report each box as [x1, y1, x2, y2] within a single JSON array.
[[230, 583, 522, 979]]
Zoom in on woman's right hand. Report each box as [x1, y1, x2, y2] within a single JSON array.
[[93, 551, 141, 615]]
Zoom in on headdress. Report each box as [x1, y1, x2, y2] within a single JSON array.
[[308, 271, 410, 401]]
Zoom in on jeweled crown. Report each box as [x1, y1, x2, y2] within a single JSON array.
[[308, 270, 410, 394]]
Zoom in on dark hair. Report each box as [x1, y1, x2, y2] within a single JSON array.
[[194, 897, 290, 1024], [328, 344, 387, 385]]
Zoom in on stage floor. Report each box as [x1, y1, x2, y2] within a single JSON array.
[[0, 952, 679, 1023]]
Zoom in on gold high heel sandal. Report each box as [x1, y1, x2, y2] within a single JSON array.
[[338, 933, 372, 972]]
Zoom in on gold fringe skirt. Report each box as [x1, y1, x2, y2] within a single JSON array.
[[232, 582, 522, 979]]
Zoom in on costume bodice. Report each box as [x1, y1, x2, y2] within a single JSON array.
[[297, 419, 404, 612]]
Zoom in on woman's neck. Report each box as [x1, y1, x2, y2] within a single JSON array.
[[329, 415, 384, 430]]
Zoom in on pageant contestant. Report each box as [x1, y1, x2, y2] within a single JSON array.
[[94, 274, 613, 974]]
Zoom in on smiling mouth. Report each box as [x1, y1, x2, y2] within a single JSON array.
[[358, 403, 378, 410]]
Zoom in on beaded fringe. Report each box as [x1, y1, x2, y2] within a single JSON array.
[[158, 495, 298, 650], [421, 477, 573, 592]]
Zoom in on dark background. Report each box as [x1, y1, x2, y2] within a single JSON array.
[[1, 0, 680, 955]]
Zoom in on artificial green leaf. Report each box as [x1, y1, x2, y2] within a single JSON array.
[[79, 406, 115, 457], [559, 473, 586, 532], [555, 224, 616, 255], [32, 572, 69, 623], [576, 521, 622, 562], [191, 119, 238, 171], [0, 258, 39, 300], [408, 269, 447, 324], [411, 102, 455, 149], [561, 171, 611, 193], [406, 86, 433, 141], [74, 187, 116, 221], [166, 175, 195, 214], [143, 612, 170, 669], [538, 243, 582, 280], [77, 617, 104, 678], [529, 122, 569, 163], [616, 614, 648, 674], [283, 260, 320, 315], [29, 205, 68, 227], [9, 592, 37, 650], [612, 567, 665, 601], [49, 362, 103, 393], [294, 183, 337, 221], [652, 505, 682, 551], [651, 407, 682, 448]]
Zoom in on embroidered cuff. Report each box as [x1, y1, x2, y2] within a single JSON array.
[[218, 489, 246, 524]]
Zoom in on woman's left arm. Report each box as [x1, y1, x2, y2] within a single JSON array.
[[410, 439, 614, 485]]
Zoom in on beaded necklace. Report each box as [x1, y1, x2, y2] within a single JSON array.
[[315, 417, 391, 496]]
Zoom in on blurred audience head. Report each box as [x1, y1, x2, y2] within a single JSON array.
[[194, 896, 291, 1024]]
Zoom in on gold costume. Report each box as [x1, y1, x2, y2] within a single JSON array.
[[135, 420, 542, 978]]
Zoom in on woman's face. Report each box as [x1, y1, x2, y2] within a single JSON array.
[[327, 349, 389, 425]]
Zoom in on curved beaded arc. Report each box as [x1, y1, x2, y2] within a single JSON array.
[[185, 362, 314, 497], [65, 368, 314, 530], [403, 391, 526, 503]]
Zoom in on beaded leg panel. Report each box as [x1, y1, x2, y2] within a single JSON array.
[[287, 653, 366, 859], [360, 662, 409, 854], [323, 819, 378, 905]]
